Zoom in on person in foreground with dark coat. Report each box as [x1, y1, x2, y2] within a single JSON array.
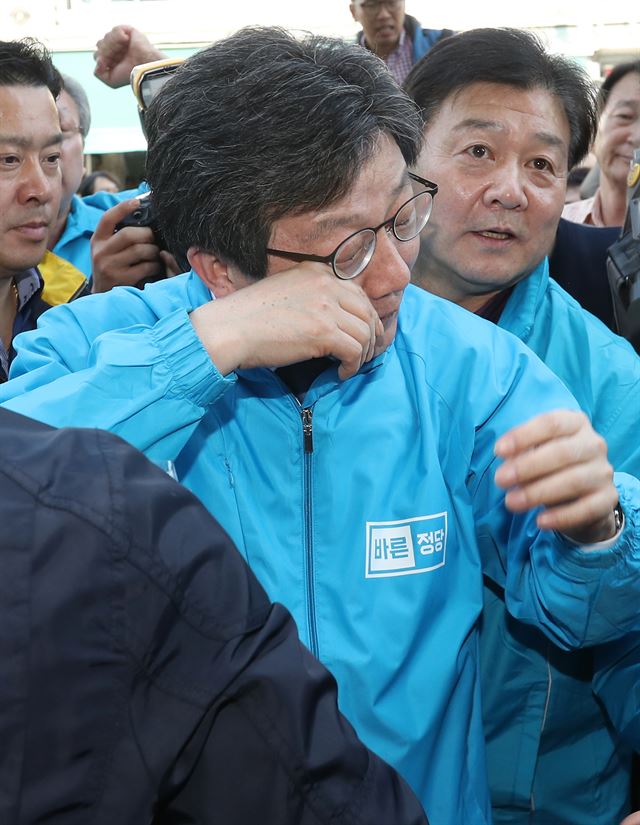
[[0, 406, 428, 825]]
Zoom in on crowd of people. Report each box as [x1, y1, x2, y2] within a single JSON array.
[[1, 3, 639, 824]]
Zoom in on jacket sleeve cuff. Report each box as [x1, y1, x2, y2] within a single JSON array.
[[150, 308, 236, 408], [545, 473, 640, 581]]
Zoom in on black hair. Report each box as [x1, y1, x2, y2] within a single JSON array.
[[144, 26, 423, 277], [78, 170, 122, 197], [566, 165, 590, 188], [404, 28, 597, 169], [0, 38, 61, 98], [599, 60, 640, 112]]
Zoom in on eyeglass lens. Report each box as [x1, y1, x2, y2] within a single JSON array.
[[334, 230, 377, 279], [361, 0, 402, 12], [394, 190, 433, 240], [333, 189, 433, 279]]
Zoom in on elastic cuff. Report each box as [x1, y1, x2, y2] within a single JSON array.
[[150, 308, 236, 407]]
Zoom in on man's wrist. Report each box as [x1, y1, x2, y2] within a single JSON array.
[[562, 503, 625, 550], [189, 301, 242, 377]]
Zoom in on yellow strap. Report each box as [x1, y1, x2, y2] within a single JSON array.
[[39, 251, 88, 306]]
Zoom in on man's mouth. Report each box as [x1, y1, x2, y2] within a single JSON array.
[[13, 221, 49, 241], [378, 308, 400, 330], [474, 229, 515, 241]]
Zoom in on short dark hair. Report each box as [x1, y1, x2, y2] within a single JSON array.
[[0, 38, 61, 98], [78, 170, 122, 197], [144, 26, 423, 277], [404, 28, 597, 169], [566, 165, 590, 188], [599, 60, 640, 113]]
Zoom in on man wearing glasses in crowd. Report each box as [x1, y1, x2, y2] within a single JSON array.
[[3, 28, 640, 825], [350, 0, 451, 83]]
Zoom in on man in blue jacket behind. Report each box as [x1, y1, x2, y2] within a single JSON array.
[[3, 27, 640, 825], [404, 27, 640, 825]]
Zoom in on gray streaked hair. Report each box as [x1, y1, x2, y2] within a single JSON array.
[[144, 26, 424, 276]]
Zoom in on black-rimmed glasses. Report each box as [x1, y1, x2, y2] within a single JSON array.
[[266, 173, 438, 280], [358, 0, 403, 12]]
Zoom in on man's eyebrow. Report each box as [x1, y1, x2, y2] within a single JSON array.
[[0, 132, 63, 148], [301, 171, 411, 244], [452, 118, 566, 150], [452, 118, 503, 133], [610, 99, 640, 110], [532, 131, 567, 151]]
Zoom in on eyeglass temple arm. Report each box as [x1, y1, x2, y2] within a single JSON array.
[[265, 249, 332, 264], [408, 172, 438, 194]]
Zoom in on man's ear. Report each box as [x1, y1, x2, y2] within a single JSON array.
[[187, 247, 241, 298]]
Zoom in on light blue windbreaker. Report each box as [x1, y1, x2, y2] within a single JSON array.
[[52, 194, 107, 278], [3, 274, 640, 825], [480, 259, 640, 825], [52, 185, 151, 278]]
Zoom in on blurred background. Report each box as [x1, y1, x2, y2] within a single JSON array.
[[5, 0, 639, 185]]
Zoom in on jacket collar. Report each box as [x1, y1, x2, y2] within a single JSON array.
[[498, 258, 549, 343], [403, 13, 419, 39]]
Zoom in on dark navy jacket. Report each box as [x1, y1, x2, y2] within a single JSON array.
[[549, 218, 620, 332], [0, 408, 428, 825]]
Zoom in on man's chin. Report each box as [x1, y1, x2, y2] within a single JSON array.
[[374, 321, 398, 357], [372, 28, 400, 45], [8, 238, 48, 272]]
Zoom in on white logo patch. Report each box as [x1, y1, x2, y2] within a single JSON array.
[[365, 513, 447, 578]]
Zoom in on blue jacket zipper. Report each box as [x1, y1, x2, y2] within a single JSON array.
[[301, 406, 318, 656]]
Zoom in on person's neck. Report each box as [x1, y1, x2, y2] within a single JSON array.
[[456, 290, 502, 314], [364, 33, 399, 61], [373, 42, 397, 60], [597, 176, 628, 227], [0, 276, 17, 352], [414, 273, 502, 315]]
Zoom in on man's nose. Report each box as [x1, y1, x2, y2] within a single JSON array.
[[18, 158, 56, 205], [374, 2, 393, 18], [481, 161, 528, 210], [358, 226, 412, 297]]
